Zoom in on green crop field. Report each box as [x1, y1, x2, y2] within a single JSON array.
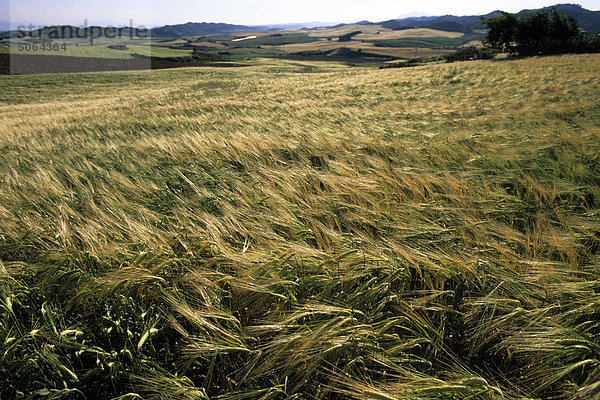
[[368, 33, 484, 49], [1, 54, 599, 399], [227, 33, 316, 47]]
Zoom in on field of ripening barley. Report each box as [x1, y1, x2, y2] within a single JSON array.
[[1, 54, 599, 399]]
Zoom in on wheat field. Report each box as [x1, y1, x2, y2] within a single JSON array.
[[1, 54, 600, 399]]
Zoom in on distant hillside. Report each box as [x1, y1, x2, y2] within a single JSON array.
[[519, 4, 600, 34], [152, 22, 274, 37], [152, 22, 259, 37], [381, 14, 492, 34], [151, 21, 344, 37], [383, 4, 600, 35]]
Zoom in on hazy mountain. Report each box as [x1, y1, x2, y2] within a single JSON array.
[[396, 12, 435, 19], [261, 22, 341, 30]]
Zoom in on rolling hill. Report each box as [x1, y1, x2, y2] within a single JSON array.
[[150, 4, 600, 38], [152, 22, 259, 37]]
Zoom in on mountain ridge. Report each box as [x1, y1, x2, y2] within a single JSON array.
[[150, 4, 600, 37], [380, 4, 599, 34], [3, 4, 598, 39]]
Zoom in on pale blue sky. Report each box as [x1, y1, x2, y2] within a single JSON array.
[[3, 0, 600, 28]]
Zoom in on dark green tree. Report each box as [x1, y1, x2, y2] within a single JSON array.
[[483, 8, 592, 56], [517, 9, 581, 55], [482, 12, 519, 54]]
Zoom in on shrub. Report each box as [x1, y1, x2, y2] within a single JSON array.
[[338, 31, 361, 42], [446, 46, 497, 62]]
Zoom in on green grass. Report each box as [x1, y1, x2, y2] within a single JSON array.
[[1, 55, 600, 399]]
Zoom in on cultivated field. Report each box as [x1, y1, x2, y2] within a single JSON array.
[[1, 54, 599, 399], [306, 26, 464, 40], [263, 41, 455, 59], [0, 24, 483, 67]]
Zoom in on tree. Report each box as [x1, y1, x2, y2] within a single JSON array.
[[483, 12, 519, 54], [483, 8, 590, 56]]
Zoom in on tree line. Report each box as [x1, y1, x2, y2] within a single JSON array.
[[483, 8, 600, 56]]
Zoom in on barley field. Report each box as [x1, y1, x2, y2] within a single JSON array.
[[1, 54, 600, 399]]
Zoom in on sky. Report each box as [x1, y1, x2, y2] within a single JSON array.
[[2, 0, 600, 28]]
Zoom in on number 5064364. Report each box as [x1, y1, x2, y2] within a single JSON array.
[[18, 43, 67, 51]]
